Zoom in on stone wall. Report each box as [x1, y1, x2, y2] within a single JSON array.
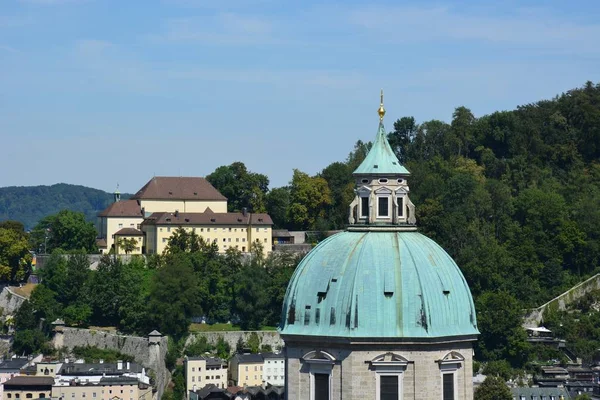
[[523, 273, 600, 327], [52, 328, 169, 399], [0, 285, 27, 315], [185, 331, 283, 353]]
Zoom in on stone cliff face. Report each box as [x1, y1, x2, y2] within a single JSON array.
[[52, 328, 170, 399], [185, 330, 283, 352], [0, 285, 27, 315]]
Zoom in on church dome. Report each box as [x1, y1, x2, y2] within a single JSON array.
[[279, 229, 479, 339]]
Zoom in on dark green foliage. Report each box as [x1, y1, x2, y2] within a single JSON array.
[[215, 336, 230, 359], [206, 162, 269, 212], [12, 329, 48, 355], [146, 255, 200, 339], [0, 183, 130, 230], [247, 332, 261, 354], [14, 300, 37, 331], [72, 346, 135, 363], [474, 376, 511, 400], [31, 210, 98, 253], [186, 335, 211, 357]]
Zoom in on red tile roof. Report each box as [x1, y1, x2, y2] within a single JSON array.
[[98, 199, 142, 217], [132, 177, 226, 201], [142, 211, 273, 226]]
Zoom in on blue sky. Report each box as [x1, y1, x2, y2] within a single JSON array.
[[1, 0, 600, 192]]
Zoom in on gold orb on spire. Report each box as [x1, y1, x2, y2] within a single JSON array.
[[378, 89, 386, 121]]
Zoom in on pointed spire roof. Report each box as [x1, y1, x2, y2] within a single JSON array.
[[353, 90, 410, 175]]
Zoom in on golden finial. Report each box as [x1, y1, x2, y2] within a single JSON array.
[[378, 89, 386, 121]]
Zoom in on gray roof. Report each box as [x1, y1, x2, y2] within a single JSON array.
[[3, 376, 54, 387], [100, 376, 141, 386], [59, 362, 143, 375], [185, 356, 225, 367], [0, 357, 29, 371], [148, 330, 162, 336], [232, 353, 263, 363], [262, 352, 284, 360]]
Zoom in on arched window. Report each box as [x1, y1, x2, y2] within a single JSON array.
[[370, 353, 409, 400], [438, 351, 465, 400], [357, 186, 372, 219], [302, 351, 336, 400]]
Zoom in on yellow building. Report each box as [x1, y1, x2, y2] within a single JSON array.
[[229, 354, 264, 387], [97, 199, 144, 254], [98, 176, 273, 256], [141, 210, 272, 256], [52, 377, 152, 400], [183, 356, 227, 394], [113, 228, 144, 255], [2, 376, 53, 399]]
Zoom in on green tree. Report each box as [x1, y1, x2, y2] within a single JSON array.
[[388, 116, 418, 163], [265, 187, 291, 229], [12, 329, 48, 355], [215, 336, 231, 359], [288, 169, 332, 230], [29, 285, 62, 325], [186, 335, 211, 357], [207, 162, 269, 212], [320, 162, 354, 229], [14, 300, 37, 330], [0, 226, 32, 281], [116, 237, 138, 254], [247, 332, 261, 353], [235, 263, 269, 330], [33, 210, 98, 253], [474, 376, 511, 400], [146, 255, 200, 338], [476, 292, 529, 366]]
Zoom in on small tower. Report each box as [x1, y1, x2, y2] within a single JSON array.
[[113, 184, 121, 203], [348, 90, 415, 226]]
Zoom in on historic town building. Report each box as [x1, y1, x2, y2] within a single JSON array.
[[279, 92, 479, 400], [97, 176, 273, 256]]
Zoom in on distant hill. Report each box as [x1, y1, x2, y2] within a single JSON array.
[[0, 183, 131, 229]]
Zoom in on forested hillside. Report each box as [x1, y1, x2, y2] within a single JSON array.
[[0, 184, 129, 229]]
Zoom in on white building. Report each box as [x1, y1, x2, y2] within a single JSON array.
[[262, 353, 285, 387]]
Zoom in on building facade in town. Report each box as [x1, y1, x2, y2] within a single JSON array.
[[279, 92, 479, 400], [97, 176, 273, 256], [52, 376, 152, 400], [184, 356, 228, 395], [229, 354, 264, 387], [262, 353, 285, 387]]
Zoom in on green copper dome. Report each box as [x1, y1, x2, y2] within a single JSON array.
[[353, 122, 410, 176], [279, 230, 479, 339]]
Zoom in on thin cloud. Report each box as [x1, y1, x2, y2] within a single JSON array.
[[0, 45, 18, 53], [158, 13, 279, 45], [18, 0, 87, 4], [346, 5, 600, 54]]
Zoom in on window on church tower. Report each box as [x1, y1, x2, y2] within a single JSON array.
[[398, 197, 404, 217], [378, 197, 389, 217], [314, 373, 329, 400], [361, 197, 369, 217]]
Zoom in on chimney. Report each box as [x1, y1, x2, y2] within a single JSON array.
[[99, 359, 103, 364], [126, 361, 130, 370], [117, 360, 123, 370]]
